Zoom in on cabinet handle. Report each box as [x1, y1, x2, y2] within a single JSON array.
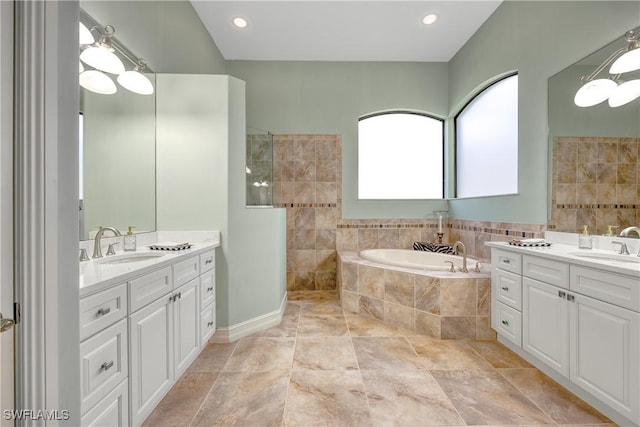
[[207, 287, 214, 292], [207, 321, 214, 327], [501, 320, 509, 326], [501, 286, 509, 291], [205, 259, 213, 265], [501, 258, 511, 264], [558, 291, 566, 299], [177, 292, 182, 300], [96, 307, 111, 317], [567, 294, 575, 302], [100, 361, 114, 371]]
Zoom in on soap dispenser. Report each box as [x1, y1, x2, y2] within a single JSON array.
[[123, 226, 136, 251], [578, 225, 593, 249]]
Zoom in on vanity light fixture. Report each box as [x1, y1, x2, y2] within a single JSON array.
[[422, 14, 438, 25], [575, 28, 640, 107], [608, 79, 640, 107], [574, 78, 618, 107], [79, 11, 155, 96], [79, 22, 94, 45], [79, 70, 117, 95], [79, 25, 125, 75], [232, 17, 248, 29], [609, 30, 640, 74], [117, 59, 154, 95], [79, 61, 84, 73]]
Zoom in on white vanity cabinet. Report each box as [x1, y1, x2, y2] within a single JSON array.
[[522, 255, 570, 377], [489, 245, 640, 426], [491, 248, 523, 346], [199, 250, 216, 346], [129, 255, 206, 426], [79, 284, 130, 425], [80, 243, 219, 427]]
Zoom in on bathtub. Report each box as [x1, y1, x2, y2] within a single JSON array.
[[359, 248, 476, 271]]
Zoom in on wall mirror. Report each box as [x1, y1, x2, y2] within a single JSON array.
[[548, 28, 640, 236], [79, 7, 157, 240]]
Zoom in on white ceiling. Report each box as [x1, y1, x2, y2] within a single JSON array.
[[190, 1, 502, 62]]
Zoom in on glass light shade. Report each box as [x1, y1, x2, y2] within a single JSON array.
[[79, 70, 117, 95], [80, 46, 125, 75], [609, 48, 640, 74], [117, 70, 154, 95], [79, 22, 94, 45], [574, 79, 617, 107], [608, 79, 640, 107]]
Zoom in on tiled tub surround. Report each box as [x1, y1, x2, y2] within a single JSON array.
[[550, 136, 640, 234], [272, 133, 548, 291], [337, 251, 495, 340], [337, 219, 546, 262]]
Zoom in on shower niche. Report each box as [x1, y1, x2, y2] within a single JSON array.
[[246, 131, 274, 207]]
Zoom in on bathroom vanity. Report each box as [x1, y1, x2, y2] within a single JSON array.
[[79, 234, 219, 426], [487, 235, 640, 427]]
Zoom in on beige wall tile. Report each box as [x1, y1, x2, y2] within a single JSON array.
[[359, 296, 384, 320], [384, 270, 415, 308], [415, 276, 440, 315], [384, 302, 415, 332], [359, 266, 384, 299], [415, 310, 441, 338], [440, 279, 477, 316]]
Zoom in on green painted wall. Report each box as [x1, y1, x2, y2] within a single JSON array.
[[228, 1, 640, 224], [157, 74, 286, 328], [226, 61, 450, 219], [447, 1, 640, 224]]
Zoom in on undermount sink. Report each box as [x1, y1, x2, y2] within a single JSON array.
[[568, 251, 640, 264], [95, 251, 167, 265]]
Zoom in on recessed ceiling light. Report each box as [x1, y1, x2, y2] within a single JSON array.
[[422, 14, 438, 25], [232, 17, 248, 29]]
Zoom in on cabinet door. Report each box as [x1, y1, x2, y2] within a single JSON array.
[[81, 379, 129, 427], [174, 278, 200, 378], [523, 277, 569, 377], [570, 294, 640, 424], [200, 303, 216, 348], [129, 294, 174, 426]]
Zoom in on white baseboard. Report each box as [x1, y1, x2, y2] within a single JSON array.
[[210, 293, 288, 343]]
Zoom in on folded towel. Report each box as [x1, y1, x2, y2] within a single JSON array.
[[149, 242, 192, 251]]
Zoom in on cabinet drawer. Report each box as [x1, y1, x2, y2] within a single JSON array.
[[570, 265, 640, 312], [492, 248, 521, 274], [174, 256, 199, 288], [129, 267, 173, 313], [200, 250, 215, 273], [80, 379, 128, 427], [494, 301, 522, 347], [200, 303, 216, 347], [523, 255, 569, 288], [80, 318, 128, 414], [492, 269, 522, 311], [80, 284, 127, 341], [200, 270, 216, 308]]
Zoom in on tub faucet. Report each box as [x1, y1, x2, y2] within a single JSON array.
[[452, 241, 468, 273], [92, 226, 121, 259], [619, 226, 640, 238]]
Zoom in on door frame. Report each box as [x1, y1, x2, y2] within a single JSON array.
[[0, 1, 14, 423], [13, 1, 80, 425]]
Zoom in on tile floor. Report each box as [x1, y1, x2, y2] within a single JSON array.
[[144, 291, 616, 427]]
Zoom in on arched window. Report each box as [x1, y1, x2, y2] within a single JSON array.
[[455, 73, 518, 198], [358, 111, 444, 199]]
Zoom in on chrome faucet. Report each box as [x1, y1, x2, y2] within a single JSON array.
[[92, 227, 121, 259], [619, 226, 640, 238], [611, 241, 630, 255], [452, 241, 468, 273]]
